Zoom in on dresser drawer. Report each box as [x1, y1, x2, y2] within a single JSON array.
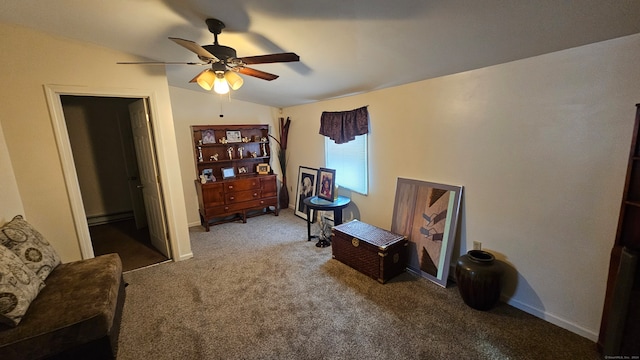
[[225, 189, 261, 203], [204, 202, 253, 217], [224, 178, 260, 192], [242, 197, 278, 211]]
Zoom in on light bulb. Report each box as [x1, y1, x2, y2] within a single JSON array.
[[213, 72, 230, 94]]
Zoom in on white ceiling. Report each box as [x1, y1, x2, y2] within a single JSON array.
[[2, 0, 640, 108]]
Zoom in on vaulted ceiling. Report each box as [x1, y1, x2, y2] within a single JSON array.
[[2, 0, 640, 107]]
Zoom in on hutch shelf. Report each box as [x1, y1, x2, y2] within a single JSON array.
[[191, 124, 278, 230]]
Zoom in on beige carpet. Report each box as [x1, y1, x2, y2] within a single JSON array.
[[117, 209, 601, 359]]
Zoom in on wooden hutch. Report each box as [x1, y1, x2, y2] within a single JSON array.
[[191, 124, 278, 231], [598, 104, 640, 356]]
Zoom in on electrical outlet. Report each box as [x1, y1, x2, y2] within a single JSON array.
[[473, 241, 482, 250]]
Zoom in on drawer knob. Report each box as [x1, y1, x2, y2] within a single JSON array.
[[351, 238, 359, 247], [253, 193, 258, 197], [228, 185, 233, 189], [230, 196, 235, 200]]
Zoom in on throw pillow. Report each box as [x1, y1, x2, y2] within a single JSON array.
[[0, 215, 61, 281], [0, 245, 46, 327]]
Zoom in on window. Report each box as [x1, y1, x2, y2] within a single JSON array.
[[325, 134, 368, 195]]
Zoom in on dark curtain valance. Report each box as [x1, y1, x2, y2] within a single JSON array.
[[319, 106, 369, 144]]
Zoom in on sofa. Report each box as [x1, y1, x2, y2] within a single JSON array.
[[0, 215, 126, 359]]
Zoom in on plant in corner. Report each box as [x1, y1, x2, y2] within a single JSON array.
[[269, 117, 291, 209]]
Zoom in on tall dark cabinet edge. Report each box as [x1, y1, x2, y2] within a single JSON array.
[[598, 104, 640, 356]]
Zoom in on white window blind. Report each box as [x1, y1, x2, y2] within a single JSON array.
[[325, 134, 368, 195]]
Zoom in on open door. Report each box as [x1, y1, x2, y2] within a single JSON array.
[[128, 99, 170, 258]]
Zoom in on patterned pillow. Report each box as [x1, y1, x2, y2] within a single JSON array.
[[0, 215, 61, 281], [0, 245, 46, 326]]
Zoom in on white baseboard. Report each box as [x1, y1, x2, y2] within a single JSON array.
[[501, 296, 598, 342], [448, 263, 597, 341]]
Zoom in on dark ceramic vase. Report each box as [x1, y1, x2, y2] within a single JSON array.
[[455, 250, 504, 311]]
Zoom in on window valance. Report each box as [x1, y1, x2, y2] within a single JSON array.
[[319, 106, 369, 144]]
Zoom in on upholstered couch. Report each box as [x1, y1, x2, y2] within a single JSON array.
[[0, 216, 126, 359]]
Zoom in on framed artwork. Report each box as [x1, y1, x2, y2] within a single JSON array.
[[201, 129, 216, 144], [221, 167, 236, 179], [317, 168, 336, 201], [226, 130, 242, 143], [257, 163, 270, 174], [391, 177, 463, 288], [295, 166, 318, 221]]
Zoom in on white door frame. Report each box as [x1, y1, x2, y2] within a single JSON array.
[[44, 84, 172, 260]]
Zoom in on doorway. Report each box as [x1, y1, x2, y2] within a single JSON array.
[[60, 95, 169, 271]]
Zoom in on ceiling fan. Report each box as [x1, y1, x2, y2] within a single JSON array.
[[118, 18, 300, 94]]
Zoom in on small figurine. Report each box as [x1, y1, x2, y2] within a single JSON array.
[[238, 146, 244, 159], [251, 151, 258, 158], [200, 175, 207, 184], [227, 147, 234, 160], [210, 153, 219, 161], [260, 136, 267, 142], [197, 146, 203, 162], [261, 143, 267, 157], [219, 137, 228, 144], [241, 136, 250, 143]]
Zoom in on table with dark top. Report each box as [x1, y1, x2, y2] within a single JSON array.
[[303, 195, 351, 247]]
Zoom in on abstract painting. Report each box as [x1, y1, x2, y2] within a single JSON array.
[[391, 178, 463, 287]]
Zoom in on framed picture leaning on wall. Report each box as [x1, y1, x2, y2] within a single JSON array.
[[295, 166, 318, 221]]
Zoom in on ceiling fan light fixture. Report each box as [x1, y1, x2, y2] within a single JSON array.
[[213, 71, 230, 94], [196, 69, 216, 91], [224, 71, 244, 90]]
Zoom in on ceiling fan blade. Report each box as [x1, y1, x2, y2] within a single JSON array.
[[236, 67, 279, 81], [169, 37, 219, 62], [117, 61, 207, 65], [237, 52, 300, 65]]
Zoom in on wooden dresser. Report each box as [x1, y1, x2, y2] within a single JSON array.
[[190, 124, 279, 231], [195, 175, 278, 231]]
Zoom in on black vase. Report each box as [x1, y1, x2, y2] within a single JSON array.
[[455, 250, 504, 311]]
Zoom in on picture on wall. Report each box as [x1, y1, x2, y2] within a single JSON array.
[[295, 166, 318, 221], [317, 168, 336, 201], [391, 177, 463, 287]]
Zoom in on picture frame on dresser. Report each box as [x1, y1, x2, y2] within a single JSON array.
[[226, 130, 242, 143], [257, 164, 270, 174], [201, 129, 216, 144], [295, 166, 318, 221], [221, 167, 236, 179]]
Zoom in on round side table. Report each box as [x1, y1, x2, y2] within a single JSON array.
[[303, 196, 351, 247]]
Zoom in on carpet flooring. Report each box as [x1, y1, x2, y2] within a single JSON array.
[[117, 209, 601, 359]]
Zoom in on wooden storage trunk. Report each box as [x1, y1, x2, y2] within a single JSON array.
[[331, 220, 407, 283]]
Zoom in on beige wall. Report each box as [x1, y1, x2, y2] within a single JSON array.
[[0, 121, 24, 224], [0, 23, 192, 262], [168, 86, 279, 226], [283, 34, 640, 340]]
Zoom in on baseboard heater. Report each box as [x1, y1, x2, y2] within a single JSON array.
[[87, 211, 134, 226]]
